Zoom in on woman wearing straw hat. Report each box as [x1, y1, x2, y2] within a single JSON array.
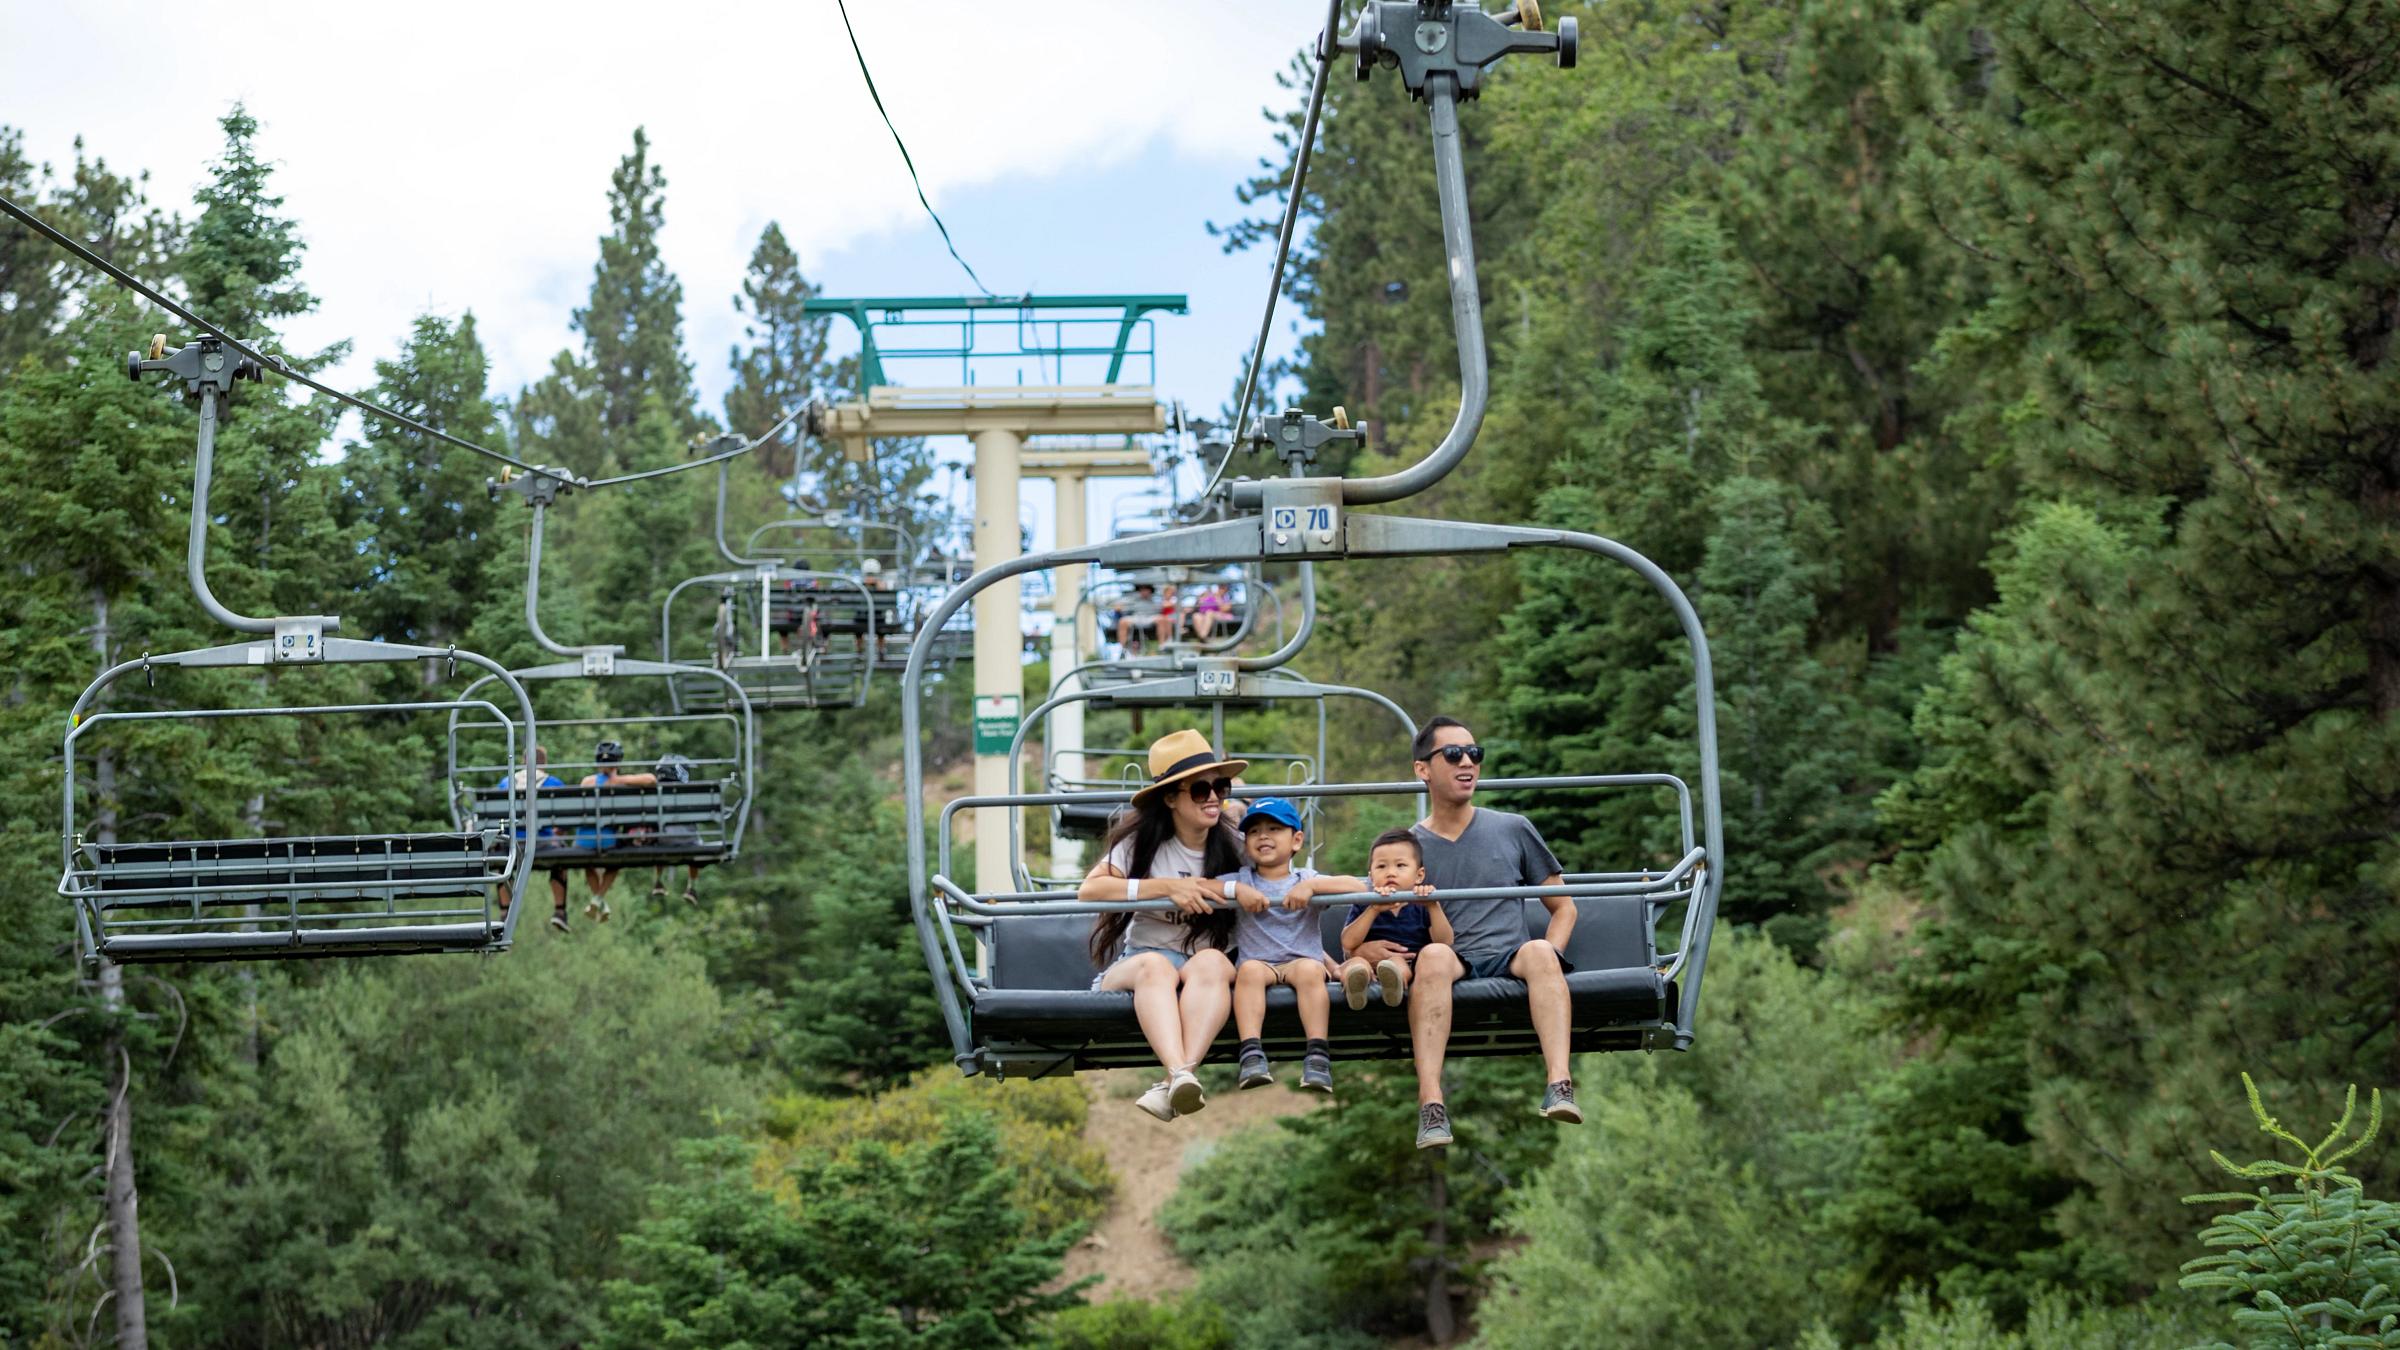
[[1078, 728, 1263, 1122]]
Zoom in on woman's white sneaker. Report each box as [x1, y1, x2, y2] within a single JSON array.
[[1168, 1068, 1207, 1116], [1135, 1079, 1178, 1122]]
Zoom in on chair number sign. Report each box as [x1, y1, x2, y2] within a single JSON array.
[[272, 619, 325, 663], [1268, 503, 1339, 552]]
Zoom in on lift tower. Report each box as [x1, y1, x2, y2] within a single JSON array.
[[809, 295, 1184, 891]]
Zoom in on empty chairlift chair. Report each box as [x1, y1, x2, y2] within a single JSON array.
[[61, 337, 542, 966]]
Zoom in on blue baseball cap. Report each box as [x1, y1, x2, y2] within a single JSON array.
[[1239, 797, 1304, 833]]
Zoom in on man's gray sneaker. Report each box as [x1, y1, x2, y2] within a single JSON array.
[[1416, 1102, 1454, 1149], [1299, 1053, 1334, 1094], [1540, 1079, 1582, 1124], [1237, 1047, 1275, 1090]]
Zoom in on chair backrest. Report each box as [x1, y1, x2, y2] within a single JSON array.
[[988, 912, 1107, 992], [85, 833, 498, 896], [468, 781, 726, 832], [1312, 895, 1654, 969]]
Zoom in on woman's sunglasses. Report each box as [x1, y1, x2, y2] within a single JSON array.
[[1434, 744, 1486, 766], [1180, 776, 1235, 802]]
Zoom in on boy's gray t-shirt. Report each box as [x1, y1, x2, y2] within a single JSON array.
[[1412, 809, 1562, 961], [1215, 865, 1324, 965]]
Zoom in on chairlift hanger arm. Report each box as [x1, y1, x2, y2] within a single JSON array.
[[488, 472, 622, 664], [126, 338, 341, 640], [1224, 2, 1575, 511]]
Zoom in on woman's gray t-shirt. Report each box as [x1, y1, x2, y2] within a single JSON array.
[[1104, 834, 1212, 954], [1411, 809, 1562, 961]]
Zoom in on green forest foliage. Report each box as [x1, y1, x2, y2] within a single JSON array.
[[1, 0, 2395, 1340]]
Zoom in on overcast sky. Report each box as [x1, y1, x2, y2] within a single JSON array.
[[3, 2, 1322, 544]]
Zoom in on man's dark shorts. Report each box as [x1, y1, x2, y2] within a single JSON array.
[[1461, 941, 1576, 983]]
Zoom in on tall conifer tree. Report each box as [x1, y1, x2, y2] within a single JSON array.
[[1886, 0, 2400, 1277], [575, 127, 696, 446]]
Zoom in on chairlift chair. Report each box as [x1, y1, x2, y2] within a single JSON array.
[[470, 468, 758, 869], [61, 337, 542, 967], [896, 2, 1703, 1076], [655, 462, 885, 711]]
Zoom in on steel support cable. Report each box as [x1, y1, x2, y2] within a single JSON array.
[[1189, 0, 1343, 516], [586, 399, 813, 488], [834, 0, 997, 300], [0, 191, 807, 495], [0, 191, 575, 486]]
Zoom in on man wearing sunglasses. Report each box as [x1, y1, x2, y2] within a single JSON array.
[[1378, 716, 1579, 1148]]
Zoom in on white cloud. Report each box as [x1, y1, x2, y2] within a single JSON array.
[[3, 1, 1315, 407]]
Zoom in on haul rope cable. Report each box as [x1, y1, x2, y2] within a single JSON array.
[[1189, 0, 1344, 516], [0, 193, 810, 492], [834, 0, 997, 301]]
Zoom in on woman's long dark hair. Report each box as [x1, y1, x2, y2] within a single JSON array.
[[1089, 792, 1243, 967]]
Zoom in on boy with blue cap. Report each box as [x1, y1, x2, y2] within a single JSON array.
[[1218, 797, 1339, 1093]]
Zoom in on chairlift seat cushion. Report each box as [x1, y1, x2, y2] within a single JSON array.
[[975, 897, 1667, 1070]]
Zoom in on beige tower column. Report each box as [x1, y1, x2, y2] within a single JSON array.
[[1048, 469, 1089, 881], [972, 426, 1026, 894]]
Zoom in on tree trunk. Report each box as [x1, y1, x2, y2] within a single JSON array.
[[89, 585, 147, 1348], [1424, 1157, 1455, 1344], [239, 790, 264, 1067]]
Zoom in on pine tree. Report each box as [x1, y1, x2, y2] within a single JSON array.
[[0, 128, 160, 369], [1496, 207, 1863, 934], [1718, 0, 2005, 646], [1880, 0, 2400, 1279], [338, 312, 506, 648], [575, 127, 697, 450], [2180, 1076, 2399, 1347], [724, 222, 826, 483]]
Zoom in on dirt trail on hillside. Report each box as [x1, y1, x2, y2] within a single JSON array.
[[1059, 1068, 1321, 1301]]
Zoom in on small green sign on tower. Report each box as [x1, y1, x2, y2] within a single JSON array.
[[973, 694, 1022, 757]]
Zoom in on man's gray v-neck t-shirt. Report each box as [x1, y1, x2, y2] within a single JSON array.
[[1412, 808, 1563, 961]]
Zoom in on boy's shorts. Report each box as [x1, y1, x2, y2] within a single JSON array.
[[1238, 948, 1333, 977]]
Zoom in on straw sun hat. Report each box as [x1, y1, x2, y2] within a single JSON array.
[[1131, 729, 1250, 805]]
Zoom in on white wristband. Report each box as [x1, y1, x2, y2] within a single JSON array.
[[1223, 879, 1236, 901], [1126, 878, 1140, 902]]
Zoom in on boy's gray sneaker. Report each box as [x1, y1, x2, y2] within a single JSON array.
[[1416, 1102, 1454, 1149], [1540, 1079, 1583, 1124], [1299, 1052, 1334, 1094], [1375, 958, 1408, 1006], [1237, 1046, 1275, 1090]]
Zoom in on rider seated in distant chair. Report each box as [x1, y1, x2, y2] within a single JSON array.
[[1188, 584, 1233, 642], [495, 745, 572, 933], [578, 739, 657, 924], [768, 575, 812, 657], [855, 558, 895, 660], [1113, 582, 1176, 655]]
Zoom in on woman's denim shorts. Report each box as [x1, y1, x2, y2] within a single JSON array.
[[1092, 944, 1189, 991]]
